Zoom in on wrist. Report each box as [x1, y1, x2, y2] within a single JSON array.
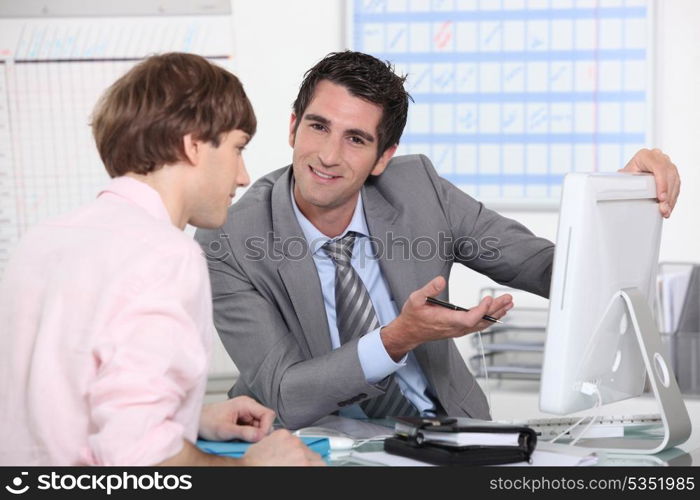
[[380, 317, 418, 361], [198, 405, 215, 439]]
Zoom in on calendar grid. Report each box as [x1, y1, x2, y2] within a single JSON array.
[[0, 16, 235, 278], [351, 0, 650, 205]]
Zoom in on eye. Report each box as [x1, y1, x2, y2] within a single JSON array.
[[310, 122, 327, 132], [348, 135, 365, 145]]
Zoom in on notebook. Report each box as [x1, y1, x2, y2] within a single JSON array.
[[387, 417, 537, 465], [197, 437, 330, 458]]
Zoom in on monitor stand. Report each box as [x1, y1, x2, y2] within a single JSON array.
[[573, 287, 692, 454]]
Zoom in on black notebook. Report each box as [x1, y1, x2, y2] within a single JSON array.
[[385, 416, 537, 466]]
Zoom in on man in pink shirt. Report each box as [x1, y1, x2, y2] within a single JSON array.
[[0, 53, 324, 466]]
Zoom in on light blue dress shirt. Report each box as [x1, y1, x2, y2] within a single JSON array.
[[290, 189, 436, 417]]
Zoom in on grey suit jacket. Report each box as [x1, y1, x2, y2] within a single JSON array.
[[195, 154, 554, 428]]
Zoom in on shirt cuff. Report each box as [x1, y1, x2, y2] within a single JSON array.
[[357, 327, 408, 384]]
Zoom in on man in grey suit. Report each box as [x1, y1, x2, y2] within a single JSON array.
[[195, 51, 680, 429]]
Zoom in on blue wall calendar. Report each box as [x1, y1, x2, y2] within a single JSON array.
[[350, 0, 651, 206]]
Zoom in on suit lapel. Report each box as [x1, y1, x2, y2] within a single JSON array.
[[271, 168, 332, 358], [362, 182, 451, 408], [362, 182, 414, 308]]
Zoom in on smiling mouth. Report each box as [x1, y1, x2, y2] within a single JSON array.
[[310, 166, 340, 180]]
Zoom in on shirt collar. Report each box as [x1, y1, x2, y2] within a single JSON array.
[[98, 176, 172, 224], [290, 184, 370, 256]]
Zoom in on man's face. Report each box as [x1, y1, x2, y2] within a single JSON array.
[[289, 80, 396, 221], [189, 129, 251, 228]]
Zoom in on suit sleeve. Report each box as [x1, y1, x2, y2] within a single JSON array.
[[197, 228, 388, 429], [419, 155, 555, 297]]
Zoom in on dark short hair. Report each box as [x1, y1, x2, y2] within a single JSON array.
[[292, 51, 411, 159], [92, 52, 256, 177]]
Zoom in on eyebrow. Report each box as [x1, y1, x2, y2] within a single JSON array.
[[304, 113, 376, 143]]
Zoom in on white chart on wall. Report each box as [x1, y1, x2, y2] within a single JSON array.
[[348, 0, 653, 208], [0, 14, 235, 278]]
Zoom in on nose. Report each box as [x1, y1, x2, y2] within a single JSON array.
[[318, 135, 342, 168], [238, 158, 250, 187]]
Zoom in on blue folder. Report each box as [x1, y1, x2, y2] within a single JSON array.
[[197, 437, 330, 459]]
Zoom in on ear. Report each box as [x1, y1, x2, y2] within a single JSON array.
[[370, 144, 398, 176], [288, 113, 298, 148], [183, 133, 200, 166]]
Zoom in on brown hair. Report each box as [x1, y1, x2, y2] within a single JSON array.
[[92, 52, 256, 177], [292, 51, 411, 160]]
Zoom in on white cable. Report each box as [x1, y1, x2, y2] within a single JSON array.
[[547, 382, 603, 445], [351, 434, 394, 449], [475, 329, 493, 414], [548, 414, 590, 444], [569, 385, 603, 446]]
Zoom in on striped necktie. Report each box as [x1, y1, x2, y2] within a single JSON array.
[[322, 232, 419, 418]]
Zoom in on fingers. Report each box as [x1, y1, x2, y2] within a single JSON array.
[[405, 279, 517, 342], [207, 419, 262, 443], [424, 291, 512, 330], [199, 397, 276, 443], [492, 295, 513, 313], [490, 293, 513, 311], [670, 174, 681, 210], [228, 423, 264, 443], [659, 169, 673, 218], [304, 447, 326, 466], [235, 395, 269, 418], [464, 294, 513, 332], [461, 295, 493, 326], [649, 150, 671, 212], [488, 302, 513, 321], [420, 276, 446, 300], [664, 160, 680, 217], [257, 408, 276, 436], [309, 454, 326, 466], [620, 148, 680, 219], [231, 396, 276, 436], [252, 430, 327, 466]]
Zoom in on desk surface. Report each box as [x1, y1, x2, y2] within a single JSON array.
[[486, 381, 700, 466], [320, 383, 700, 466]]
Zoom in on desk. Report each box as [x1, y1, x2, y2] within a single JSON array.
[[320, 383, 700, 466], [486, 380, 700, 466]]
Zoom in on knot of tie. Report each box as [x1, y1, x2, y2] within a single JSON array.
[[322, 232, 356, 264]]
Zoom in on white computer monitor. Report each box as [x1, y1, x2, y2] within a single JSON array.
[[539, 172, 691, 453]]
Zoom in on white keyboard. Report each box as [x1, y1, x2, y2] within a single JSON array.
[[499, 413, 663, 440]]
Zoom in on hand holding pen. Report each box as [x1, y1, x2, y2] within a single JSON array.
[[379, 277, 513, 362], [425, 296, 504, 324]]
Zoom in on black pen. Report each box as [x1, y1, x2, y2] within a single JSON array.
[[425, 296, 503, 324]]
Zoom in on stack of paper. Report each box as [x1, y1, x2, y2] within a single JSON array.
[[410, 429, 522, 447]]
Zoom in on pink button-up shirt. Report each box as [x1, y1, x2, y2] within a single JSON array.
[[0, 177, 213, 465]]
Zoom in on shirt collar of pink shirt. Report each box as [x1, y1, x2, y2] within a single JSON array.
[[98, 176, 172, 224]]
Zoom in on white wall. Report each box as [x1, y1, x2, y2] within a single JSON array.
[[653, 0, 700, 263], [230, 0, 344, 188], [208, 0, 345, 379], [212, 0, 700, 379]]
